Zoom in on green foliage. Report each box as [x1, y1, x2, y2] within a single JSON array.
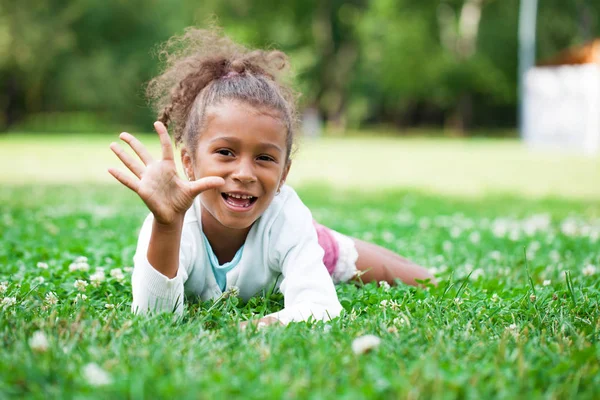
[[1, 183, 599, 398], [0, 0, 599, 132]]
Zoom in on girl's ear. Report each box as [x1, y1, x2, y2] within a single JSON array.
[[181, 148, 194, 180]]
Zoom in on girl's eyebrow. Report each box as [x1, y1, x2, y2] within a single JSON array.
[[210, 136, 283, 154]]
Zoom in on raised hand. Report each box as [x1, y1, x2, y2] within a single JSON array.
[[108, 121, 224, 225]]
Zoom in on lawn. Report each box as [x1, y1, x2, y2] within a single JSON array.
[[1, 133, 599, 399]]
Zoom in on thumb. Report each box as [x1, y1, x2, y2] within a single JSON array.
[[189, 176, 225, 195]]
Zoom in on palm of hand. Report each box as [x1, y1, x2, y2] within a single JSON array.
[[137, 159, 192, 224], [109, 121, 224, 225]]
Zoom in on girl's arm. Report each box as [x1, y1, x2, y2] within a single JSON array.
[[265, 191, 343, 325], [109, 122, 223, 314], [131, 214, 198, 315], [147, 217, 185, 279]]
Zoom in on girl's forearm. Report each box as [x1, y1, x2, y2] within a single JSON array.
[[147, 216, 185, 279]]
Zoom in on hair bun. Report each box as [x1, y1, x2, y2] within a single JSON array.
[[230, 59, 245, 74]]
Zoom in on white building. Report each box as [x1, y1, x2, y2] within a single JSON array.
[[523, 40, 600, 154]]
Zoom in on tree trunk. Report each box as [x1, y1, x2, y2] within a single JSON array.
[[439, 0, 484, 133]]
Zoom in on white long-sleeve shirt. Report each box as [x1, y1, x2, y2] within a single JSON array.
[[131, 185, 343, 325]]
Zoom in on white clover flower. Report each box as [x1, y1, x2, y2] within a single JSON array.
[[32, 276, 45, 285], [583, 264, 597, 276], [0, 281, 8, 294], [489, 251, 502, 261], [380, 299, 400, 310], [470, 268, 484, 280], [433, 254, 445, 263], [83, 363, 112, 386], [123, 267, 133, 274], [508, 229, 520, 241], [37, 262, 49, 270], [469, 231, 481, 244], [454, 297, 463, 305], [392, 315, 410, 327], [222, 285, 240, 299], [352, 334, 381, 355], [104, 303, 115, 310], [450, 227, 461, 238], [74, 293, 87, 302], [74, 279, 88, 292], [442, 241, 453, 252], [109, 268, 125, 281], [491, 293, 500, 302], [508, 323, 517, 330], [543, 280, 551, 287], [492, 221, 508, 238], [381, 231, 394, 243], [69, 260, 90, 272], [76, 256, 88, 263], [45, 292, 59, 306], [378, 281, 391, 291], [2, 297, 17, 308], [29, 331, 49, 353], [561, 220, 578, 236], [90, 269, 106, 287], [419, 218, 431, 230]]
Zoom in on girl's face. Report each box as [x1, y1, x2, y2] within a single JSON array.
[[183, 100, 290, 232]]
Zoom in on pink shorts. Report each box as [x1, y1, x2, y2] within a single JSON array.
[[313, 221, 359, 283]]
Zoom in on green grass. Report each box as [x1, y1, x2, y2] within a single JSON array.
[[2, 132, 600, 199], [1, 134, 599, 398]]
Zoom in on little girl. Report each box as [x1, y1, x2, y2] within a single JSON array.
[[109, 28, 434, 326]]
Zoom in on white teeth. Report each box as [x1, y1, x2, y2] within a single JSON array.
[[227, 193, 253, 200]]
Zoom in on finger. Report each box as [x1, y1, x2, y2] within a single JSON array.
[[107, 168, 140, 193], [109, 142, 145, 178], [189, 176, 225, 196], [119, 132, 154, 165], [154, 121, 174, 161]]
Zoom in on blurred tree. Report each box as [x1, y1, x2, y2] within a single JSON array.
[[48, 0, 195, 130], [0, 1, 79, 128], [0, 0, 598, 133], [195, 0, 367, 132]]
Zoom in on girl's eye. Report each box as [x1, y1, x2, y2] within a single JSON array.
[[217, 149, 233, 157], [257, 155, 275, 162]]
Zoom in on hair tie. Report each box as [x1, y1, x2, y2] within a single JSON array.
[[223, 71, 240, 79]]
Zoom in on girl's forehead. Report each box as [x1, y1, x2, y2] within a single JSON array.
[[201, 102, 287, 144]]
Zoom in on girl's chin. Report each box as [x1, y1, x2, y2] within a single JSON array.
[[217, 216, 257, 230]]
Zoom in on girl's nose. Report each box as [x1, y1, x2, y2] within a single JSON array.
[[231, 159, 256, 183]]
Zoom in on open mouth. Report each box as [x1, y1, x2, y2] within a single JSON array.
[[221, 193, 259, 209]]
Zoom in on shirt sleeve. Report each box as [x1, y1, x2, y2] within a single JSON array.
[[130, 214, 196, 316], [265, 192, 343, 325]]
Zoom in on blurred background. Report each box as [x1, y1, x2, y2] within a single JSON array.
[[1, 0, 599, 134], [0, 0, 599, 197]]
